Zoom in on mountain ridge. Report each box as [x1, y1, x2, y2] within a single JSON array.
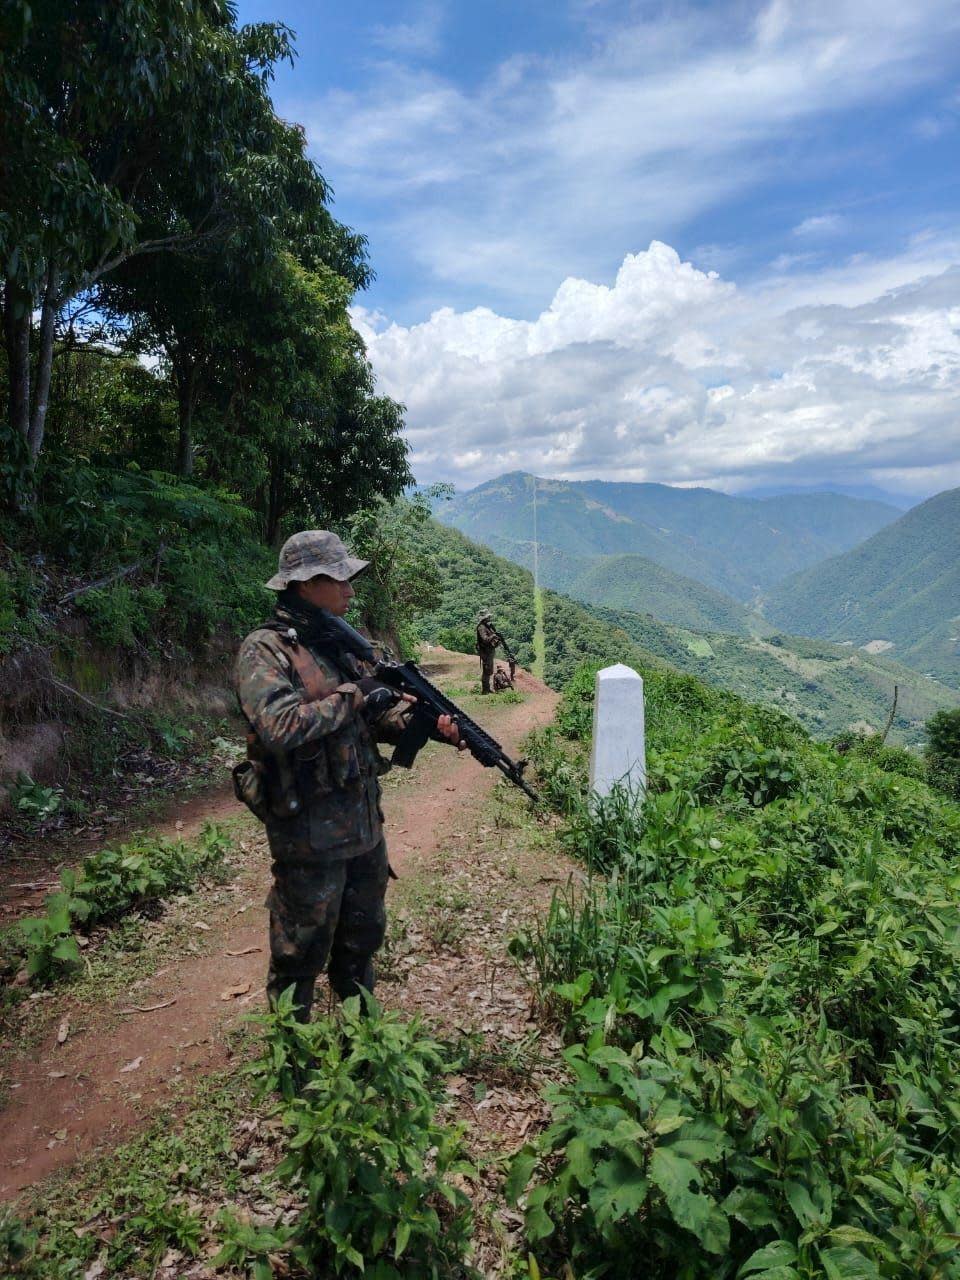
[[438, 471, 901, 601], [763, 487, 960, 688]]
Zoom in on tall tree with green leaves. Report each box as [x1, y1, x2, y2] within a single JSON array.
[[0, 1, 298, 472]]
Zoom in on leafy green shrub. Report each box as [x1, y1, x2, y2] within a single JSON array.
[[227, 990, 474, 1278], [512, 666, 960, 1277], [0, 1209, 37, 1275], [0, 570, 18, 655], [9, 772, 62, 822], [555, 663, 598, 741], [435, 624, 476, 656], [695, 738, 802, 806], [926, 708, 960, 799], [833, 731, 927, 783], [1, 823, 233, 987], [74, 583, 142, 648]]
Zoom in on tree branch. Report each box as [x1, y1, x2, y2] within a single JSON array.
[[58, 548, 165, 605]]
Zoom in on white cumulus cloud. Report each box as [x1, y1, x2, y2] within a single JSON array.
[[354, 241, 960, 497]]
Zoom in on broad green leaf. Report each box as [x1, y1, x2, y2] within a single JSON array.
[[819, 1245, 879, 1279], [394, 1218, 410, 1258], [648, 1147, 729, 1254], [505, 1149, 537, 1205], [588, 1156, 649, 1224], [665, 1115, 730, 1162], [525, 1187, 555, 1242], [785, 1179, 830, 1230], [564, 1136, 596, 1187], [722, 1186, 781, 1230], [737, 1241, 798, 1277], [52, 936, 81, 964]]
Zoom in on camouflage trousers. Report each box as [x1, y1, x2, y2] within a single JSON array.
[[265, 840, 390, 1022], [480, 648, 495, 693]]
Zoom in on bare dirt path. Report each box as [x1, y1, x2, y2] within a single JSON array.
[[0, 650, 559, 1201]]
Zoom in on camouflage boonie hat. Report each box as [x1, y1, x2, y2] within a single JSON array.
[[477, 608, 492, 622], [265, 530, 369, 590]]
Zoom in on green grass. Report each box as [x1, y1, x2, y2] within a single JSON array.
[[5, 1056, 260, 1278]]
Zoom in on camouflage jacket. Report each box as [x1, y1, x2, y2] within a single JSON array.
[[235, 626, 409, 861], [476, 621, 501, 653]]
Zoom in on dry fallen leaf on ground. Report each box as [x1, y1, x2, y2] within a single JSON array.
[[220, 983, 252, 1001], [226, 946, 261, 957], [56, 1019, 69, 1044], [119, 1056, 143, 1073], [118, 1000, 177, 1014]]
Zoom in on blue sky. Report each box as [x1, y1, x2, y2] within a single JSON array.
[[236, 1, 960, 497]]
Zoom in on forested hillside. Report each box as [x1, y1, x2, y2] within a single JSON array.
[[0, 4, 414, 805], [413, 519, 960, 744], [439, 471, 900, 600], [594, 604, 960, 745], [483, 537, 761, 636], [409, 520, 665, 689], [765, 487, 960, 688]]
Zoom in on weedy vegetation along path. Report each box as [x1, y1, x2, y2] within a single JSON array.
[[0, 648, 565, 1234]]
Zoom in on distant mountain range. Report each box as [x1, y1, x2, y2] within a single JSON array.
[[413, 517, 960, 744], [764, 488, 960, 688], [438, 471, 900, 602], [740, 482, 916, 510]]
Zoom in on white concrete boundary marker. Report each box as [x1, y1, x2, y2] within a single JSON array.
[[589, 664, 646, 799]]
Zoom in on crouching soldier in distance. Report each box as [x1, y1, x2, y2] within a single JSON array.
[[492, 663, 514, 692], [234, 530, 463, 1022]]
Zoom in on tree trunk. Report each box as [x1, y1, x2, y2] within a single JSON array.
[[175, 358, 198, 478], [3, 279, 31, 442], [28, 263, 59, 459]]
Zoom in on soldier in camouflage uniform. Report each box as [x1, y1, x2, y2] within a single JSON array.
[[476, 609, 507, 694], [235, 531, 463, 1022]]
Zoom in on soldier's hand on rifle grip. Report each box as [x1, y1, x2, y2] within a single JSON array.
[[437, 713, 467, 750], [336, 682, 365, 712]]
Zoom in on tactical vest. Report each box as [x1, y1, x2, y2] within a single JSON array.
[[236, 628, 386, 859]]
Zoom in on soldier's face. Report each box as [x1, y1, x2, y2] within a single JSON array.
[[297, 574, 354, 615]]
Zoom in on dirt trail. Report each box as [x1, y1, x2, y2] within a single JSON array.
[[0, 650, 558, 1200]]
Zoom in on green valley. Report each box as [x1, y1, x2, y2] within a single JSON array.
[[412, 518, 960, 746], [764, 487, 960, 688]]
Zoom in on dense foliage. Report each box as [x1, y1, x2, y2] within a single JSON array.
[[1, 0, 410, 532], [925, 708, 960, 800], [218, 991, 474, 1279], [509, 664, 960, 1278], [0, 822, 233, 989]]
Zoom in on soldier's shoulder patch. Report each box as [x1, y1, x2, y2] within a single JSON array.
[[239, 628, 293, 668]]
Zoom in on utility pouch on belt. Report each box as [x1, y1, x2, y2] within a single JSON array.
[[231, 757, 271, 822], [234, 730, 302, 822]]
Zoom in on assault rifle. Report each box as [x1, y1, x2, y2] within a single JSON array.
[[324, 612, 539, 804], [497, 638, 519, 681]]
